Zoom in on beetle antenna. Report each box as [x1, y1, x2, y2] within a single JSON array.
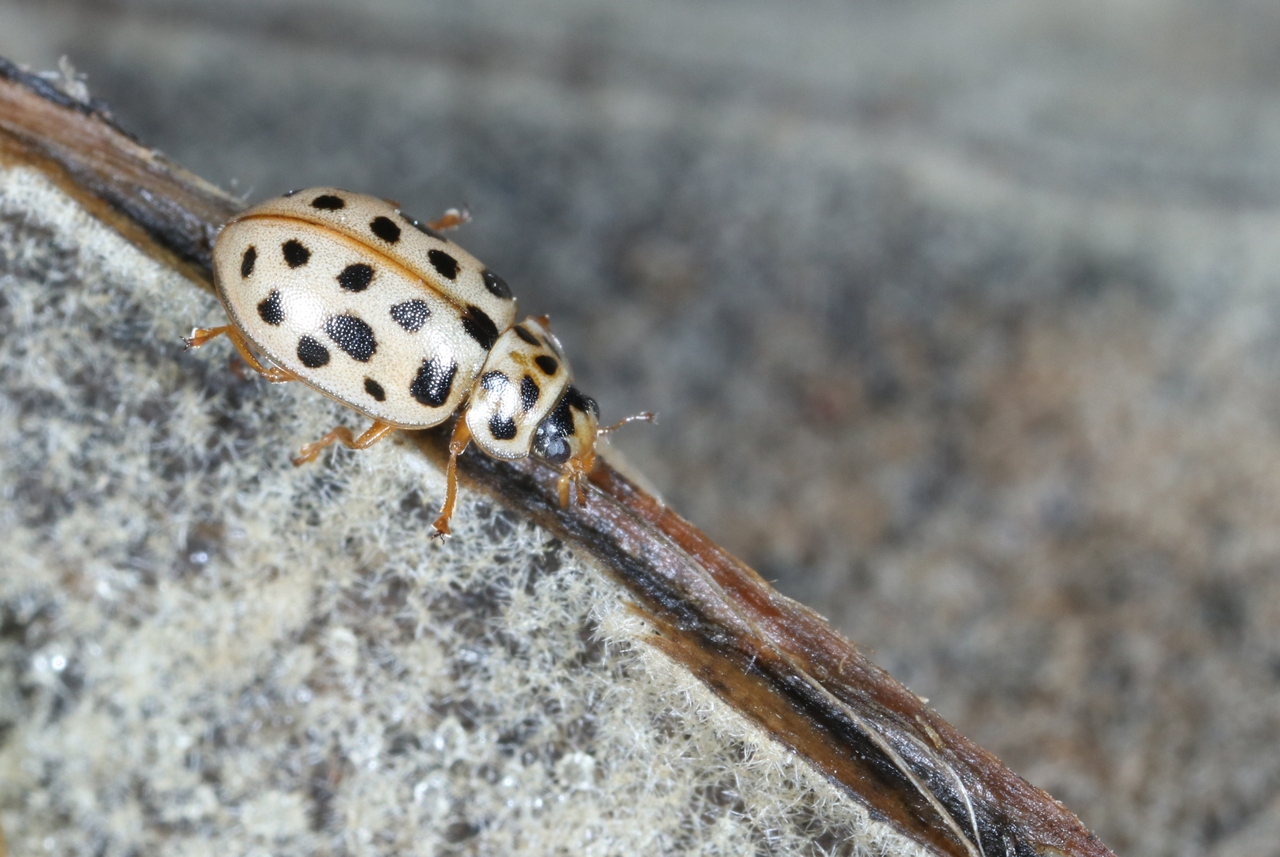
[[597, 412, 655, 436]]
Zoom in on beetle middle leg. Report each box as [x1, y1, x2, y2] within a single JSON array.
[[292, 420, 397, 466], [431, 418, 474, 538]]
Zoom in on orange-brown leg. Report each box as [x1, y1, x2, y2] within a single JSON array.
[[185, 325, 296, 383], [426, 208, 471, 232], [431, 418, 474, 538], [555, 452, 597, 509], [292, 420, 397, 466], [553, 469, 592, 509], [556, 471, 574, 509]]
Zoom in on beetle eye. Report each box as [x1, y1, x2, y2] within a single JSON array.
[[533, 399, 575, 464], [535, 434, 570, 464]]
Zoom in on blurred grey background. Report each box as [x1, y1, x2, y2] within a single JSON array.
[[4, 1, 1280, 854]]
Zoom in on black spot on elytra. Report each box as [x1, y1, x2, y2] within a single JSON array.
[[534, 355, 559, 376], [364, 378, 386, 402], [401, 212, 444, 241], [480, 371, 510, 393], [282, 239, 310, 268], [410, 357, 456, 407], [241, 246, 257, 277], [389, 300, 430, 333], [297, 336, 330, 368], [563, 385, 599, 417], [489, 414, 518, 440], [513, 325, 539, 346], [337, 263, 374, 292], [427, 249, 459, 281], [257, 290, 284, 326], [520, 375, 540, 411], [482, 269, 513, 300], [370, 216, 401, 243], [325, 314, 377, 362], [461, 305, 499, 350], [311, 194, 345, 210]]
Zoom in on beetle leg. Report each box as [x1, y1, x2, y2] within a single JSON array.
[[555, 455, 596, 509], [185, 325, 296, 383], [557, 471, 573, 509], [292, 420, 397, 466], [431, 418, 474, 538], [426, 208, 471, 232]]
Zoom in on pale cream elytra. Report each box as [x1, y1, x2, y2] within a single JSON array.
[[187, 188, 649, 535]]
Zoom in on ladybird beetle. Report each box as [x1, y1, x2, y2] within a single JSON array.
[[187, 188, 649, 536]]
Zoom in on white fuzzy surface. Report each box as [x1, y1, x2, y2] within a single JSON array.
[[0, 166, 923, 856]]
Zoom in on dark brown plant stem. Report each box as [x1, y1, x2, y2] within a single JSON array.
[[0, 56, 1113, 857]]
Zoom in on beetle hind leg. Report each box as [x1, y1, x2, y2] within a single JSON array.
[[426, 208, 471, 232], [185, 325, 296, 383]]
